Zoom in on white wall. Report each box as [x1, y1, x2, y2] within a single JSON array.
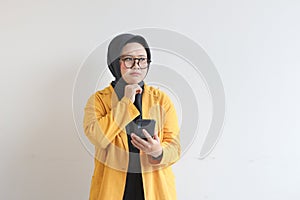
[[1, 0, 299, 199]]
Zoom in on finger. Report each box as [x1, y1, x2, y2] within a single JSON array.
[[131, 133, 150, 147], [153, 133, 160, 141], [131, 139, 143, 150], [136, 86, 143, 94], [130, 134, 144, 148], [142, 129, 153, 143], [131, 137, 150, 151]]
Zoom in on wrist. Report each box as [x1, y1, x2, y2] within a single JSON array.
[[151, 149, 163, 160]]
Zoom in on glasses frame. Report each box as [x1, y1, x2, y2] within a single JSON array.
[[119, 56, 151, 69]]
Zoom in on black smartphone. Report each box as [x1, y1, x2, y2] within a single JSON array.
[[133, 119, 156, 140]]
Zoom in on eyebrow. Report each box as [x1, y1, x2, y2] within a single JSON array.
[[121, 54, 147, 57]]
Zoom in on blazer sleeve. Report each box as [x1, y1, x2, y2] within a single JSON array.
[[149, 92, 181, 167], [83, 92, 140, 149]]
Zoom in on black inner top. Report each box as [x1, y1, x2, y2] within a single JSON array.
[[111, 80, 145, 200]]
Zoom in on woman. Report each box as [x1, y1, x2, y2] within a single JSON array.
[[83, 33, 180, 200]]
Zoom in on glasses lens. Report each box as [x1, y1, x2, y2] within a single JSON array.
[[138, 58, 148, 69], [123, 58, 132, 68]]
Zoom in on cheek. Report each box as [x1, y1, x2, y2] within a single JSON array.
[[142, 69, 148, 77], [120, 63, 127, 75]]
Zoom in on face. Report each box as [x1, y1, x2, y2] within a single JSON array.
[[120, 42, 148, 84]]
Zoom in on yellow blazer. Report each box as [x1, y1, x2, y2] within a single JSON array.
[[83, 83, 181, 200]]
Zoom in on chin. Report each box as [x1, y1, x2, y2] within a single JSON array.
[[124, 78, 143, 84], [127, 80, 141, 84]]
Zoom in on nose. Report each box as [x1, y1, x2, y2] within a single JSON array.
[[132, 59, 141, 69]]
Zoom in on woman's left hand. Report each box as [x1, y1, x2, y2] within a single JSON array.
[[130, 129, 163, 158]]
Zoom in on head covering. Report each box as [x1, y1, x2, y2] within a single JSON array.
[[107, 33, 151, 89]]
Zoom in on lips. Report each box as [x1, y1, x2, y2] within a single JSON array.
[[130, 72, 141, 76]]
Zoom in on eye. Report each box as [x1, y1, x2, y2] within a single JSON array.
[[124, 57, 133, 62], [139, 58, 147, 62]]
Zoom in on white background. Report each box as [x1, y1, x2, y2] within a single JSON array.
[[1, 0, 300, 199]]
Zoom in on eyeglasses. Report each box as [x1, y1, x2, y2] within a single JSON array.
[[119, 56, 151, 69]]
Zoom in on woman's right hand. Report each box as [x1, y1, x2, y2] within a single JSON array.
[[124, 84, 143, 103]]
